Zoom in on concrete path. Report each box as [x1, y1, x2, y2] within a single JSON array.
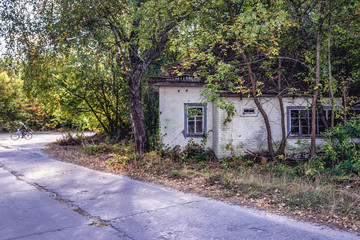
[[0, 133, 359, 240]]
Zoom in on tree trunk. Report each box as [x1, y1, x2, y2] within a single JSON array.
[[226, 0, 274, 160], [310, 1, 326, 157], [128, 70, 148, 152], [277, 58, 286, 154], [327, 4, 335, 133], [343, 83, 348, 123], [241, 52, 275, 160]]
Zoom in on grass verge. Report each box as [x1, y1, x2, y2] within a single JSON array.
[[43, 133, 360, 233]]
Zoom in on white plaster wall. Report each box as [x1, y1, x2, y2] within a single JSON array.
[[158, 85, 331, 158], [212, 103, 220, 157], [215, 97, 323, 158], [158, 86, 213, 150]]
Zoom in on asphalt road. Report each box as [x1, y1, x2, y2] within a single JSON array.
[[0, 133, 359, 240]]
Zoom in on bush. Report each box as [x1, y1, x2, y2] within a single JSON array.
[[322, 118, 360, 176], [181, 137, 216, 163]]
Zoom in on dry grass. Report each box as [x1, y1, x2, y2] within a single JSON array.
[[43, 140, 360, 233]]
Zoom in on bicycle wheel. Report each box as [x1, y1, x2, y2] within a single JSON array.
[[24, 131, 33, 140], [11, 133, 20, 140]]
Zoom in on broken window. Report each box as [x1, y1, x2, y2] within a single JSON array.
[[184, 104, 206, 138]]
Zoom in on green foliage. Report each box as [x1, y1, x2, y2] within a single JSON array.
[[1, 0, 360, 157], [0, 0, 207, 150], [285, 191, 326, 209], [0, 70, 23, 124], [303, 155, 326, 178], [143, 84, 160, 150], [322, 119, 360, 175], [84, 142, 112, 156], [169, 170, 181, 178], [0, 60, 77, 132], [271, 163, 299, 179], [21, 49, 131, 134], [181, 134, 216, 163], [295, 139, 311, 152]]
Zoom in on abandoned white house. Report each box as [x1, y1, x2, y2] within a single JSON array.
[[150, 67, 359, 159]]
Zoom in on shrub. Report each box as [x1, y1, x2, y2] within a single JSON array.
[[322, 118, 360, 176], [182, 137, 216, 163]]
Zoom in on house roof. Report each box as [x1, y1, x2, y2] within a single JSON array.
[[149, 60, 311, 97], [150, 60, 360, 99], [150, 61, 205, 89]]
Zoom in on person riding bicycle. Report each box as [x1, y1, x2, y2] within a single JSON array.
[[18, 122, 27, 138]]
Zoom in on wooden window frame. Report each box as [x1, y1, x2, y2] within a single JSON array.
[[184, 103, 206, 138], [287, 106, 332, 138]]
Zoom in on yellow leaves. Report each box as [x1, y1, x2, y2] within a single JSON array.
[[256, 89, 262, 96], [38, 1, 47, 14], [232, 86, 250, 95], [226, 3, 293, 57]]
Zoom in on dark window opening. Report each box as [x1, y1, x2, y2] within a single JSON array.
[[185, 104, 206, 138], [288, 107, 340, 137], [243, 108, 255, 114]]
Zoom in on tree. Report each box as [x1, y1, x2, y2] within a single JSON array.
[[288, 0, 360, 157], [1, 0, 205, 152], [188, 0, 293, 159], [53, 54, 131, 134], [0, 70, 22, 122], [310, 1, 326, 157]]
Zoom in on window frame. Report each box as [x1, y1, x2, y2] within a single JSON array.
[[287, 106, 333, 138], [184, 103, 207, 138]]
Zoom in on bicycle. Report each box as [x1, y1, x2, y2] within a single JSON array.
[[10, 130, 33, 140]]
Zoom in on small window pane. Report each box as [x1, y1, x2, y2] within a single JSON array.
[[291, 118, 299, 126], [195, 120, 203, 133], [300, 118, 309, 135], [291, 126, 299, 134], [188, 121, 195, 133], [319, 126, 326, 133], [291, 110, 299, 118], [299, 110, 308, 118]]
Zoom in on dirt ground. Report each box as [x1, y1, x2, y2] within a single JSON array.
[[43, 143, 360, 234]]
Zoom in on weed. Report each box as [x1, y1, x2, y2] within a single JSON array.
[[84, 142, 112, 155], [271, 163, 298, 179], [170, 170, 181, 178], [249, 190, 260, 199], [206, 172, 222, 186], [222, 175, 232, 189]]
